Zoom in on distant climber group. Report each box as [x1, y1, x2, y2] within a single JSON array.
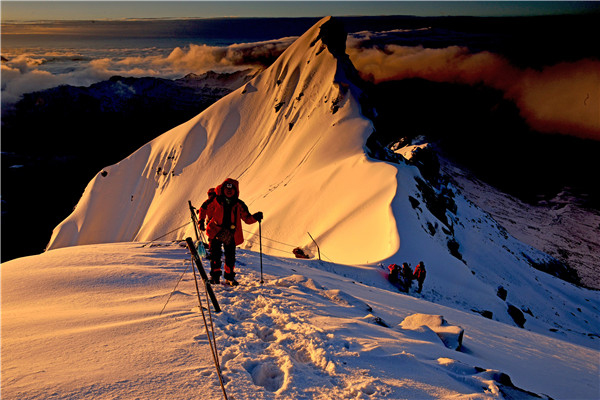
[[388, 261, 427, 293], [196, 178, 263, 286]]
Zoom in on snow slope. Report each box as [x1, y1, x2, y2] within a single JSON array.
[[46, 16, 399, 266], [443, 158, 600, 290], [3, 242, 599, 399]]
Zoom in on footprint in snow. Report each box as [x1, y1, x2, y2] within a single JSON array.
[[257, 326, 277, 342], [244, 360, 284, 392]]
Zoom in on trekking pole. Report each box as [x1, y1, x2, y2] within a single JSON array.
[[188, 200, 200, 241], [189, 255, 228, 400], [259, 220, 264, 284], [307, 231, 321, 261]]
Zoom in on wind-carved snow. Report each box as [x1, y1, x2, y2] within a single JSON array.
[[178, 248, 585, 399]]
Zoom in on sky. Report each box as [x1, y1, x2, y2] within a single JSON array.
[[2, 1, 597, 21]]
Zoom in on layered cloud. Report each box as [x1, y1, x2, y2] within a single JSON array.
[[2, 32, 598, 140], [1, 53, 114, 105], [109, 37, 297, 75], [1, 37, 296, 107], [347, 43, 599, 140]]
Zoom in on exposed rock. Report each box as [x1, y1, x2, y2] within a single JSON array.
[[497, 285, 507, 301], [438, 358, 554, 399], [507, 303, 526, 328], [472, 309, 494, 319], [447, 238, 462, 260], [313, 17, 347, 57], [362, 314, 390, 328]]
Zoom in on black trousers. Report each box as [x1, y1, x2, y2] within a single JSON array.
[[209, 238, 236, 276]]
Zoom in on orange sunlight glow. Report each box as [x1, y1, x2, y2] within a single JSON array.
[[348, 45, 600, 140]]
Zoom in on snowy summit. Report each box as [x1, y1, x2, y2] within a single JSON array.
[[3, 17, 599, 400]]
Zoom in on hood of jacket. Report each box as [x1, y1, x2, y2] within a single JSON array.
[[216, 178, 240, 198]]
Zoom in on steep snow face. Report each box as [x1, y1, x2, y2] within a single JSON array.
[[445, 160, 600, 290], [47, 16, 400, 264]]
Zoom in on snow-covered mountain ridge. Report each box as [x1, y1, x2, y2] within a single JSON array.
[[45, 16, 598, 348], [1, 69, 258, 263], [47, 16, 395, 263]]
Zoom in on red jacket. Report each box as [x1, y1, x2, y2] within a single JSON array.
[[205, 178, 258, 246], [198, 188, 216, 222], [414, 263, 426, 282], [388, 264, 400, 282]]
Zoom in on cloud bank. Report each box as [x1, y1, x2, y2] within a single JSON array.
[[1, 37, 296, 107], [2, 33, 598, 140], [347, 43, 600, 140]]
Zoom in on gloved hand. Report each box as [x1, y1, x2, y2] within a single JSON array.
[[253, 212, 263, 222], [199, 219, 205, 231]]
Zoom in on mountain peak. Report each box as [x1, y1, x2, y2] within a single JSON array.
[[312, 17, 347, 57], [46, 16, 382, 262]]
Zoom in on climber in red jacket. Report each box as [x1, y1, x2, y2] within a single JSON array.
[[388, 263, 400, 285], [413, 261, 427, 293], [198, 187, 216, 230], [200, 178, 262, 286]]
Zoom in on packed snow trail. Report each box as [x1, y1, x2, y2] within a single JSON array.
[[189, 253, 555, 400]]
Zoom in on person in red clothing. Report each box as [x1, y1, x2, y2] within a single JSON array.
[[388, 263, 400, 285], [413, 261, 427, 293], [199, 178, 263, 285], [198, 187, 216, 232]]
